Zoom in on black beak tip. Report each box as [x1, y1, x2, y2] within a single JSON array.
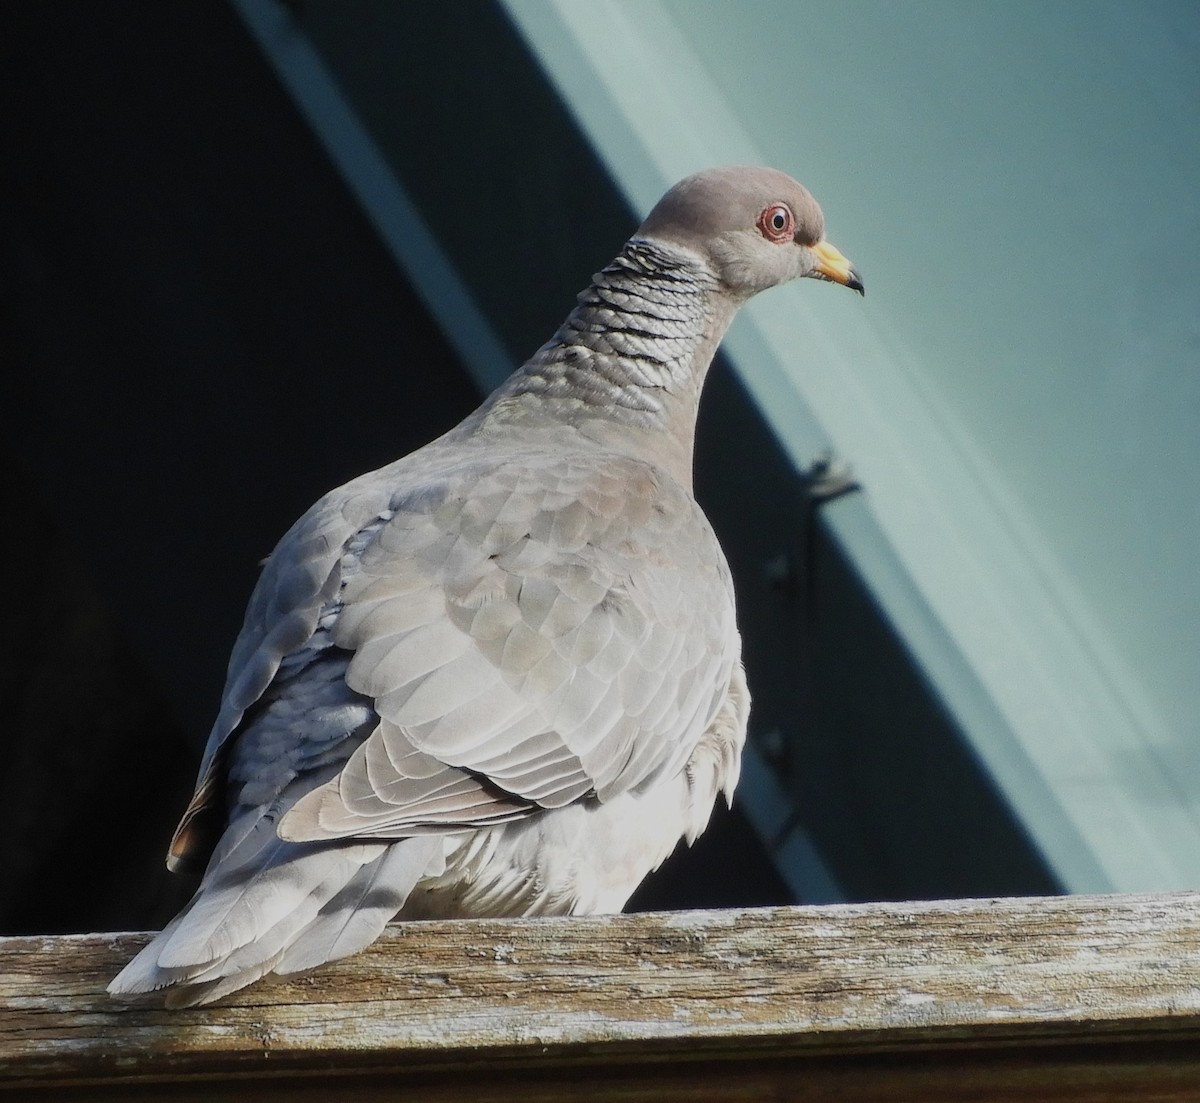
[[847, 269, 865, 297]]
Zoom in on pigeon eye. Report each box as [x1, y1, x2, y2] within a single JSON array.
[[757, 204, 794, 243]]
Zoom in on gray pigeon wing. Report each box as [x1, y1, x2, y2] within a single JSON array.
[[280, 448, 740, 843], [167, 465, 402, 867]]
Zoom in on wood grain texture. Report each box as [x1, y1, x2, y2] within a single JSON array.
[[4, 892, 1200, 1099]]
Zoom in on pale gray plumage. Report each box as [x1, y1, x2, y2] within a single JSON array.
[[109, 166, 863, 1006]]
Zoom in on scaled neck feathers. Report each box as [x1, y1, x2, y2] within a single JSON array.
[[477, 239, 736, 488]]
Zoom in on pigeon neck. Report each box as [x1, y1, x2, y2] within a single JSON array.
[[482, 239, 736, 489]]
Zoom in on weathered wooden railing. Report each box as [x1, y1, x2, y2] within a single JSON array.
[[4, 892, 1200, 1100]]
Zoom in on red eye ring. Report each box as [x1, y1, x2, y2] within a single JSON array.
[[757, 203, 794, 244]]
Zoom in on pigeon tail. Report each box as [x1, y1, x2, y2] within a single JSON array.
[[108, 829, 444, 1004]]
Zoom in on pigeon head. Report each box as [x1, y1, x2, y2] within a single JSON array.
[[636, 165, 864, 300]]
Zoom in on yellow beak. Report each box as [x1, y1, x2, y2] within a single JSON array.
[[811, 240, 865, 296]]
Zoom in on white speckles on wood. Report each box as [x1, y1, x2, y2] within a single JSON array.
[[6, 893, 1200, 1099]]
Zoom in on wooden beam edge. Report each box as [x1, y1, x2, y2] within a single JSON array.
[[3, 891, 1200, 1088]]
